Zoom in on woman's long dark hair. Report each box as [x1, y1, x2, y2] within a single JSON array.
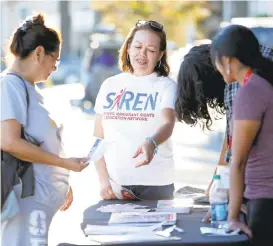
[[175, 44, 226, 131], [211, 24, 273, 86]]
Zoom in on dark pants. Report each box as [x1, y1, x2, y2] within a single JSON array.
[[123, 184, 175, 200], [247, 198, 273, 246]]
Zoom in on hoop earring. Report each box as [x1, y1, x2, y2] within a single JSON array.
[[226, 64, 230, 75], [127, 53, 130, 63], [157, 60, 161, 69]]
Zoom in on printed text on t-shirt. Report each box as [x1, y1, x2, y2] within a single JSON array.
[[103, 89, 158, 111]]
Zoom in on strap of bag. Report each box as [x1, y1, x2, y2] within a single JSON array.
[[7, 72, 29, 111], [6, 72, 29, 139], [1, 72, 34, 208]]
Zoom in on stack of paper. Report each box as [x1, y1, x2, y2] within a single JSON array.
[[200, 227, 240, 236], [97, 203, 151, 213], [84, 221, 182, 243], [108, 212, 176, 225], [84, 221, 167, 235], [88, 233, 181, 244], [156, 200, 192, 214]]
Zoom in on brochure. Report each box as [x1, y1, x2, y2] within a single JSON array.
[[88, 233, 181, 244], [200, 227, 240, 236], [108, 212, 177, 225], [175, 186, 209, 205], [97, 203, 152, 213], [84, 222, 164, 235], [85, 137, 107, 165], [110, 178, 142, 201], [157, 200, 192, 214]]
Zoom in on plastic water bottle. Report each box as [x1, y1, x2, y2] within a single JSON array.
[[209, 174, 228, 226]]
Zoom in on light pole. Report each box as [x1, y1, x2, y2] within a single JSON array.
[[59, 0, 71, 56]]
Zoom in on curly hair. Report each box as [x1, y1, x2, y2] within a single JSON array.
[[175, 44, 226, 131]]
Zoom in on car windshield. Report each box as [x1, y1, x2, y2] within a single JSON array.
[[84, 48, 118, 71], [251, 27, 273, 48]]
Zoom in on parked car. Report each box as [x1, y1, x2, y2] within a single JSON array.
[[220, 17, 273, 48], [50, 54, 81, 85], [80, 32, 123, 105], [251, 27, 273, 48]]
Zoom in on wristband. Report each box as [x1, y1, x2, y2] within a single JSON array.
[[145, 137, 158, 155]]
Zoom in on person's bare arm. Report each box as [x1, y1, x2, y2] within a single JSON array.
[[1, 119, 85, 172], [150, 108, 175, 145], [93, 114, 116, 199], [229, 119, 260, 221], [133, 108, 175, 167], [203, 134, 228, 222], [205, 134, 228, 195], [218, 134, 229, 166]]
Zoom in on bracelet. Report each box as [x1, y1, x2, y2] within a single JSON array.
[[145, 137, 158, 155]]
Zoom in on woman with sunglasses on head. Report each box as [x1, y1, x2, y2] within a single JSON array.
[[93, 20, 176, 200], [1, 13, 87, 246], [210, 24, 273, 245]]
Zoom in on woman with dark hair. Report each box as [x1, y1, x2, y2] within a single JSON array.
[[175, 42, 273, 223], [175, 44, 226, 130], [93, 20, 176, 200], [211, 24, 273, 244], [1, 14, 86, 245]]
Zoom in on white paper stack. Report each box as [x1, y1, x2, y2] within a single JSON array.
[[108, 212, 177, 225], [156, 200, 192, 214], [84, 222, 164, 235], [200, 227, 240, 236], [97, 203, 151, 213], [88, 233, 181, 244]]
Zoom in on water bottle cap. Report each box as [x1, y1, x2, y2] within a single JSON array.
[[213, 174, 221, 180]]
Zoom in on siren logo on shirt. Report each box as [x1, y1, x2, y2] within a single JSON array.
[[103, 87, 159, 111]]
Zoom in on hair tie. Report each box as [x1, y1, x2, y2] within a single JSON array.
[[20, 17, 32, 32]]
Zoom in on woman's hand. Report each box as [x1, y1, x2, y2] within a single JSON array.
[[62, 158, 87, 172], [100, 180, 117, 200], [133, 140, 155, 168], [202, 208, 211, 223], [60, 186, 73, 211], [228, 219, 252, 238]]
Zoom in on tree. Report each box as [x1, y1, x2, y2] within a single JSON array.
[[91, 1, 211, 46], [32, 212, 44, 235]]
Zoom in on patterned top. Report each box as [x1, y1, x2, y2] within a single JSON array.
[[224, 45, 273, 163]]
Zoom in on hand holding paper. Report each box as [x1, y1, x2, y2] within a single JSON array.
[[85, 137, 110, 165]]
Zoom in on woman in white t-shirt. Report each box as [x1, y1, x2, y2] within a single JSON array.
[[94, 20, 177, 200]]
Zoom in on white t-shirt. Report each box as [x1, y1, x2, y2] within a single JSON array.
[[94, 72, 176, 186], [1, 72, 69, 208]]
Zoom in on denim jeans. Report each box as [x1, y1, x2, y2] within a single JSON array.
[[247, 198, 273, 246], [122, 183, 175, 200]]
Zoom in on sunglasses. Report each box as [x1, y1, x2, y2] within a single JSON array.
[[46, 52, 61, 67], [136, 20, 163, 31]]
